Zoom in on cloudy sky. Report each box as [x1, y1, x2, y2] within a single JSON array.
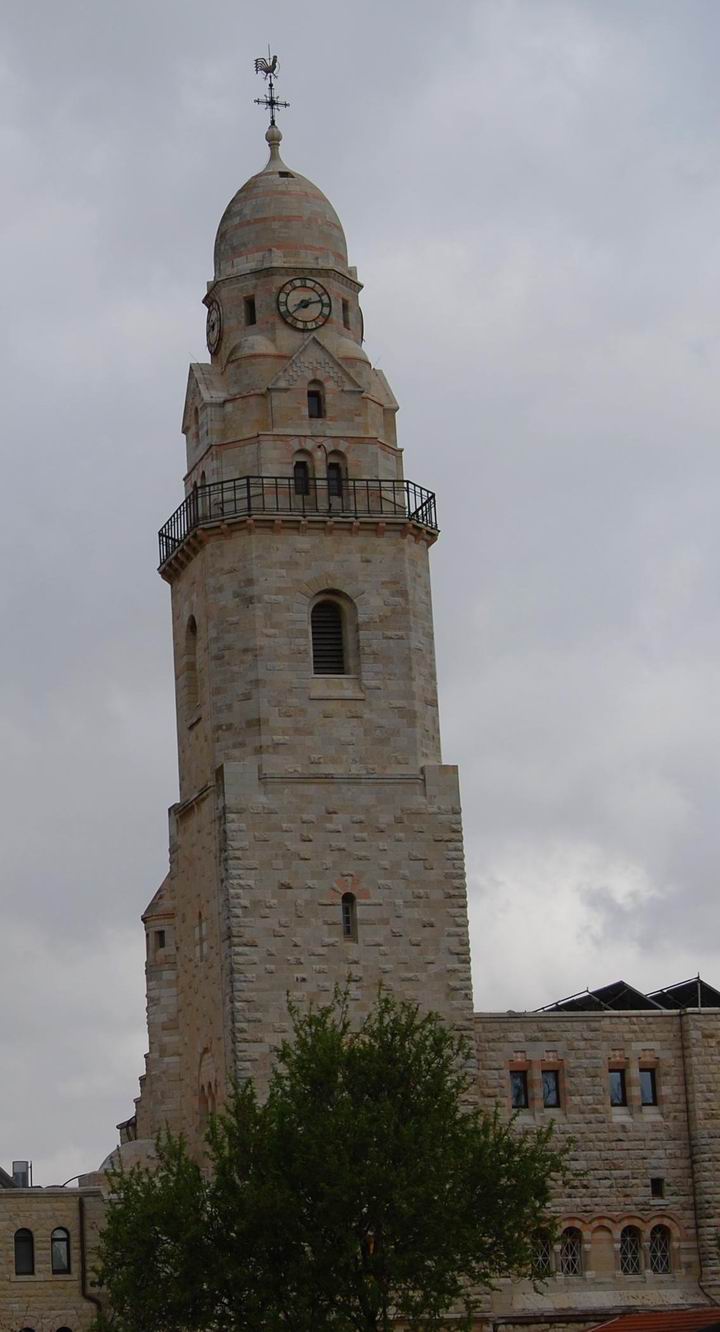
[[1, 0, 720, 1182]]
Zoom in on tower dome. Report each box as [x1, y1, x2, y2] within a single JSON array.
[[213, 126, 349, 280]]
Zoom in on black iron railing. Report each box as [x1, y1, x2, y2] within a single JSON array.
[[158, 475, 438, 566]]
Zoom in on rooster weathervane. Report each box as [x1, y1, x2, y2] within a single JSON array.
[[254, 48, 289, 127]]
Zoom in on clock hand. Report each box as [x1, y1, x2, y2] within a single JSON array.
[[290, 296, 322, 311]]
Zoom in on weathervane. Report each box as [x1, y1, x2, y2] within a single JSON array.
[[254, 48, 289, 127]]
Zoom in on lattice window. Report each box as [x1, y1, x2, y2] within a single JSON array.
[[620, 1226, 642, 1275], [559, 1227, 582, 1276], [534, 1233, 553, 1277], [649, 1225, 671, 1274]]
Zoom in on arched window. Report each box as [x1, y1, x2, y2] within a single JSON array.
[[649, 1224, 671, 1274], [307, 380, 325, 419], [199, 1084, 209, 1128], [559, 1227, 582, 1276], [311, 599, 345, 675], [185, 616, 199, 714], [533, 1232, 553, 1277], [51, 1226, 71, 1274], [14, 1228, 34, 1275], [341, 892, 358, 942], [57, 1327, 73, 1331], [327, 461, 343, 499], [294, 460, 310, 496], [619, 1225, 642, 1276]]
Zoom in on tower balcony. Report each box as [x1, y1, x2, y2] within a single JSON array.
[[158, 475, 439, 571]]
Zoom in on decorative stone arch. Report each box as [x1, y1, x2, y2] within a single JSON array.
[[555, 1219, 589, 1278], [644, 1215, 681, 1275], [589, 1221, 615, 1277]]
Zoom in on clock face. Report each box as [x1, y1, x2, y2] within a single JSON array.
[[206, 300, 222, 353], [277, 277, 331, 331]]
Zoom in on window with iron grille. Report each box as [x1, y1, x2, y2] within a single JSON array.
[[341, 892, 357, 941], [510, 1070, 529, 1109], [559, 1228, 582, 1276], [649, 1225, 671, 1274], [609, 1068, 627, 1106], [640, 1067, 658, 1105], [620, 1226, 642, 1275], [533, 1233, 553, 1277], [311, 600, 345, 674]]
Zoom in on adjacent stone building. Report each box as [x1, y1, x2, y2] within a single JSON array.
[[3, 108, 720, 1332]]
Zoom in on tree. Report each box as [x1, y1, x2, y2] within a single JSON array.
[[94, 991, 569, 1332]]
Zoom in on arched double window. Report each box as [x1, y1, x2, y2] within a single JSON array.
[[14, 1228, 34, 1275], [52, 1227, 71, 1274], [341, 892, 358, 942], [559, 1227, 582, 1276], [619, 1225, 642, 1276], [649, 1224, 672, 1274]]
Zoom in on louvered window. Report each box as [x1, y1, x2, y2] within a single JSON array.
[[312, 600, 345, 674]]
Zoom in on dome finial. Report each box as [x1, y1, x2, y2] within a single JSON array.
[[253, 48, 290, 130]]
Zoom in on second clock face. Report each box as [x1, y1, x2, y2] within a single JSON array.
[[277, 277, 331, 331], [206, 300, 222, 353]]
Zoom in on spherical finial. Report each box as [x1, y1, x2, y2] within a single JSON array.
[[265, 123, 283, 163]]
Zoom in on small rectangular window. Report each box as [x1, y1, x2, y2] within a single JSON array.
[[651, 1176, 665, 1199], [542, 1069, 560, 1108], [510, 1070, 529, 1109], [342, 298, 350, 329], [609, 1068, 627, 1106], [244, 295, 257, 326], [640, 1067, 658, 1105], [154, 929, 166, 956]]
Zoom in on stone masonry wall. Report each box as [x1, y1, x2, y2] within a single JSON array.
[[218, 759, 474, 1094]]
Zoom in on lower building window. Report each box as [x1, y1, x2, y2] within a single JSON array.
[[649, 1224, 671, 1274], [51, 1226, 71, 1274], [542, 1068, 561, 1108], [609, 1068, 627, 1106], [620, 1225, 642, 1275], [559, 1227, 583, 1275], [14, 1228, 34, 1275], [533, 1232, 553, 1276], [510, 1070, 529, 1109], [640, 1067, 658, 1105]]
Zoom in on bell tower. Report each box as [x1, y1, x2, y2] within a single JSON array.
[[131, 86, 474, 1155]]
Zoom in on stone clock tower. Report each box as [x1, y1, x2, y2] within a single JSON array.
[[129, 116, 474, 1155]]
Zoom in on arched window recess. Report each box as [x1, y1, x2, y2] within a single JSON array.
[[341, 893, 358, 942], [14, 1228, 34, 1276], [51, 1226, 71, 1274]]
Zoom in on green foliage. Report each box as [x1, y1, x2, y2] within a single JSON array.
[[94, 991, 569, 1332]]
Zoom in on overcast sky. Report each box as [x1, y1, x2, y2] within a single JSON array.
[[1, 0, 720, 1183]]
